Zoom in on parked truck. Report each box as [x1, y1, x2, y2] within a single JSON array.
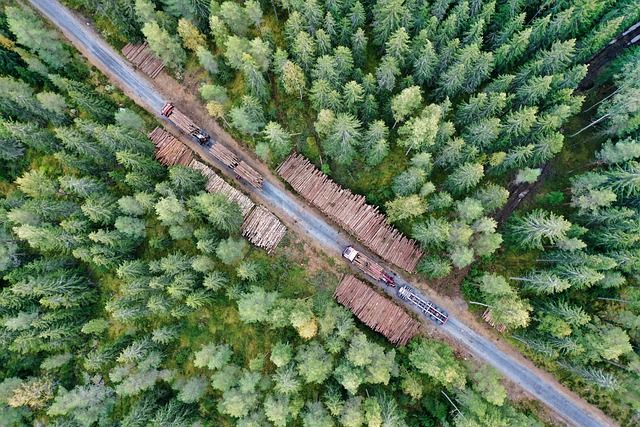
[[161, 102, 210, 145], [342, 246, 395, 286], [397, 285, 450, 326]]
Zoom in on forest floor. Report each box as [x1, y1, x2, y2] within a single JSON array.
[[29, 0, 619, 425]]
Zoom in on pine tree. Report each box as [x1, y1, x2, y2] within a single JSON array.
[[323, 113, 362, 166], [292, 31, 316, 70], [511, 271, 572, 294], [385, 27, 410, 64], [141, 21, 186, 69], [412, 36, 437, 85], [508, 209, 572, 249], [6, 7, 70, 68], [262, 122, 293, 162], [445, 162, 484, 195], [375, 55, 400, 92], [351, 28, 368, 67], [360, 120, 389, 167], [342, 81, 364, 115], [241, 54, 269, 102], [417, 255, 452, 278], [372, 0, 412, 46]]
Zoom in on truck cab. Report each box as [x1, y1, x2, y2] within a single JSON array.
[[381, 273, 396, 287], [193, 129, 210, 144], [161, 102, 174, 116], [342, 246, 357, 262]]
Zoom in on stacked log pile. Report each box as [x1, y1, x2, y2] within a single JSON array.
[[189, 160, 255, 216], [208, 144, 263, 189], [147, 127, 193, 167], [149, 126, 281, 250], [167, 108, 199, 135], [242, 206, 287, 253], [482, 309, 507, 332], [235, 161, 264, 188], [121, 43, 164, 78], [209, 143, 239, 168], [334, 275, 420, 346], [277, 153, 423, 271]]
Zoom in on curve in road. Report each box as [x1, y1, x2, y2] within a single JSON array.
[[28, 1, 617, 426]]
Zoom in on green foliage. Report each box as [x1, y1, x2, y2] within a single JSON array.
[[47, 381, 115, 426], [115, 108, 144, 131], [6, 0, 640, 423], [176, 377, 208, 403], [237, 286, 278, 323], [6, 6, 70, 68], [141, 20, 186, 69], [409, 339, 466, 389], [385, 195, 426, 223], [193, 343, 233, 371], [216, 237, 247, 265]]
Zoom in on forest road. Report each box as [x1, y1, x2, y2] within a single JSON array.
[[28, 0, 618, 426]]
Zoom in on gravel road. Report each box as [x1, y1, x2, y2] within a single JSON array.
[[28, 1, 617, 425]]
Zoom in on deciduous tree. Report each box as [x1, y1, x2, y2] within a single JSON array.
[[194, 343, 233, 371], [216, 237, 247, 265], [391, 86, 422, 127], [386, 195, 426, 223]]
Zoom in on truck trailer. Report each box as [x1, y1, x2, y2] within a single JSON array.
[[161, 102, 210, 145], [397, 285, 450, 326], [342, 246, 395, 286]]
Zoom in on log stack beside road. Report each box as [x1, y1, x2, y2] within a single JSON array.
[[147, 127, 193, 167], [121, 43, 164, 78], [334, 275, 420, 346], [242, 206, 288, 253], [148, 128, 286, 252], [277, 153, 424, 271]]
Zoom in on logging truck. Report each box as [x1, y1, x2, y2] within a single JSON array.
[[161, 102, 210, 145], [342, 246, 395, 287], [397, 285, 450, 326]]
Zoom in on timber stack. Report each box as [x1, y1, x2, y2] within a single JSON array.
[[242, 206, 287, 253], [149, 126, 282, 251], [160, 103, 263, 188], [334, 275, 420, 346], [482, 309, 507, 332], [235, 161, 265, 188], [190, 160, 255, 216], [147, 127, 193, 167], [167, 107, 200, 135], [277, 153, 424, 271], [121, 43, 164, 78], [161, 103, 210, 145], [209, 143, 239, 168], [209, 145, 264, 188]]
